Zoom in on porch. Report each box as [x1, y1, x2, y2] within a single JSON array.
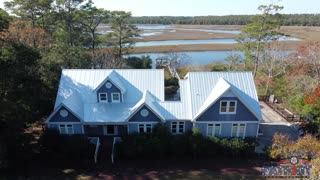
[[84, 124, 127, 137]]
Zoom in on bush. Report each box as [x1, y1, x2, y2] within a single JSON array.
[[115, 124, 256, 159], [125, 56, 152, 69], [40, 129, 94, 160]]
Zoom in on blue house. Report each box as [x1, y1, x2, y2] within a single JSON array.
[[45, 69, 262, 138]]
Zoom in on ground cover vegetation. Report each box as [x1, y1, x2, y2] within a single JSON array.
[[115, 124, 256, 160]]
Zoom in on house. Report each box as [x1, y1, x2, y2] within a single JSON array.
[[45, 69, 262, 138]]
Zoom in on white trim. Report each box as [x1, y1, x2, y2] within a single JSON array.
[[231, 123, 246, 139], [111, 93, 121, 103], [195, 121, 258, 124], [207, 123, 221, 137], [48, 122, 82, 125], [219, 100, 237, 114], [137, 123, 153, 133], [59, 124, 74, 134], [99, 93, 108, 102], [171, 121, 185, 134], [128, 122, 159, 124], [45, 104, 84, 123]]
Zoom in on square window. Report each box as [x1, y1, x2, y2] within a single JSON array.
[[220, 101, 227, 112], [232, 124, 238, 137], [229, 101, 236, 112], [207, 124, 213, 137], [59, 124, 73, 134], [214, 124, 221, 136], [112, 93, 120, 103], [171, 122, 177, 133], [146, 124, 152, 133], [99, 93, 107, 102]]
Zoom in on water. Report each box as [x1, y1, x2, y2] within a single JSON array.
[[126, 51, 243, 68], [126, 50, 294, 68]]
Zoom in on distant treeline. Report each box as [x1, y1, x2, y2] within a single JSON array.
[[128, 14, 320, 26]]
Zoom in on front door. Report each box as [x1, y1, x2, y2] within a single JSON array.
[[103, 125, 118, 135]]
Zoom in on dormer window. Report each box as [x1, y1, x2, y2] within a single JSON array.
[[99, 93, 107, 102], [220, 100, 237, 114], [111, 93, 120, 103]]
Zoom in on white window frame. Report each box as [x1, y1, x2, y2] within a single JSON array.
[[207, 123, 221, 137], [231, 123, 246, 138], [138, 123, 152, 133], [220, 100, 237, 114], [171, 121, 185, 134], [99, 93, 108, 102], [111, 93, 121, 103], [59, 124, 74, 134]]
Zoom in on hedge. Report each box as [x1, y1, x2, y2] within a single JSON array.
[[115, 124, 256, 159]]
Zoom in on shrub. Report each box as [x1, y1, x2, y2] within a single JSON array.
[[40, 129, 94, 160], [115, 124, 256, 159]]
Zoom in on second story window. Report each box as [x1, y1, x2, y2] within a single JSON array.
[[220, 100, 237, 114], [111, 93, 120, 103], [99, 93, 107, 102]]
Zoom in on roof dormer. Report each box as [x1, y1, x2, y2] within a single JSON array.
[[94, 70, 126, 103]]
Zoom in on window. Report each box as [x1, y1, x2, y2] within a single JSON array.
[[231, 123, 246, 138], [138, 124, 152, 133], [99, 93, 107, 102], [171, 121, 185, 134], [239, 124, 245, 137], [220, 100, 237, 114], [231, 124, 238, 137], [111, 93, 120, 103], [59, 124, 73, 134], [207, 124, 221, 137]]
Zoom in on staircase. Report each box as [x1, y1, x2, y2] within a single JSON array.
[[98, 137, 114, 162]]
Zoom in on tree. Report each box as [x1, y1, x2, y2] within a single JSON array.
[[40, 45, 91, 94], [224, 52, 243, 71], [53, 0, 85, 46], [0, 8, 10, 32], [270, 134, 320, 178], [260, 43, 287, 95], [237, 2, 284, 78], [107, 11, 139, 59], [4, 0, 53, 29], [77, 0, 109, 50]]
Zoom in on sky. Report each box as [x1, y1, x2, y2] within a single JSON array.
[[0, 0, 319, 16]]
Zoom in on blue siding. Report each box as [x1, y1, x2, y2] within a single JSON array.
[[118, 125, 128, 136], [97, 80, 122, 103], [196, 97, 258, 122], [73, 124, 83, 134], [245, 123, 258, 137], [49, 106, 80, 122], [128, 124, 138, 133], [128, 105, 161, 122], [48, 124, 82, 134], [84, 125, 104, 136], [194, 123, 207, 136], [221, 123, 232, 137]]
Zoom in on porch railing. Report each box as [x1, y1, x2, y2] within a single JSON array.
[[88, 137, 100, 164], [111, 137, 122, 164]]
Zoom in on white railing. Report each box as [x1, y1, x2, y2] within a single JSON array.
[[88, 137, 100, 164], [111, 137, 122, 164]]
